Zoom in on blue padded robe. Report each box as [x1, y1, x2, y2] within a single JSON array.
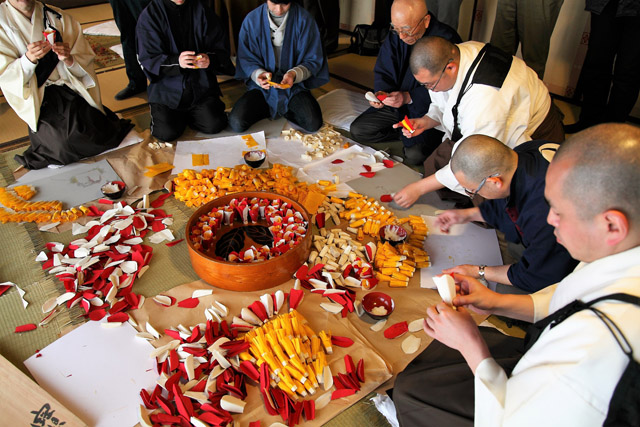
[[235, 3, 329, 118], [136, 0, 234, 109], [374, 13, 461, 117]]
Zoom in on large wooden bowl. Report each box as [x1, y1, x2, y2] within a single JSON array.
[[185, 191, 312, 291]]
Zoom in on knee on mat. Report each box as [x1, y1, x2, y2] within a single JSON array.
[[228, 111, 251, 133], [194, 114, 228, 135], [349, 118, 369, 142], [403, 145, 427, 166], [294, 115, 323, 133], [151, 125, 182, 143]]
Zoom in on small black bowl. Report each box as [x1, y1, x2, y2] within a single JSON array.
[[244, 151, 266, 168], [101, 180, 125, 200], [379, 224, 407, 247], [362, 292, 395, 320]]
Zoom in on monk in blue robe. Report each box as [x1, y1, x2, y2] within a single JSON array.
[[229, 0, 329, 133]]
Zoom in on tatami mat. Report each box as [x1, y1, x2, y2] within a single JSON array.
[[328, 53, 377, 90]]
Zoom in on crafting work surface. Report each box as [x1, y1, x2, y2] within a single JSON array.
[[0, 108, 503, 426]]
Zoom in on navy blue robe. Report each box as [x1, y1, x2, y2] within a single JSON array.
[[479, 140, 579, 292], [374, 13, 461, 117], [136, 0, 234, 109], [235, 3, 329, 118]]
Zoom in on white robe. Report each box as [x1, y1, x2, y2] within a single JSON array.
[[474, 246, 640, 426], [427, 41, 551, 194], [0, 1, 103, 131]]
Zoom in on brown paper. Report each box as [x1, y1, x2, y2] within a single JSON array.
[[130, 278, 392, 426]]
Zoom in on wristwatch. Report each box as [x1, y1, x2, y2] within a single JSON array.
[[478, 265, 487, 279]]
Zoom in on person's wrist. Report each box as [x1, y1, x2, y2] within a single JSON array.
[[478, 265, 486, 279]]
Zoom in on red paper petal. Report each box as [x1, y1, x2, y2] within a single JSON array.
[[344, 354, 355, 375], [356, 358, 365, 383], [383, 159, 394, 168], [331, 159, 344, 164], [250, 421, 262, 427], [98, 198, 114, 205], [151, 192, 173, 208], [359, 172, 376, 178], [315, 212, 325, 228], [331, 388, 357, 400], [383, 321, 409, 339], [15, 323, 37, 333], [289, 288, 304, 311], [380, 194, 393, 202], [331, 335, 354, 347], [362, 164, 372, 172], [240, 361, 260, 382], [108, 312, 129, 323], [166, 239, 184, 247], [177, 297, 199, 308], [88, 309, 107, 321], [151, 220, 165, 232], [376, 93, 387, 101], [0, 285, 12, 297]]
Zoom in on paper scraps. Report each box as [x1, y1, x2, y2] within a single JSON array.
[[144, 163, 174, 177]]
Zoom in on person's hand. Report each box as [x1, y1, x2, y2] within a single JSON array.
[[26, 40, 52, 63], [452, 273, 499, 315], [257, 71, 272, 90], [423, 302, 491, 372], [443, 264, 480, 279], [423, 303, 478, 351], [280, 71, 295, 88], [382, 91, 407, 108], [193, 53, 209, 69], [368, 91, 386, 108], [393, 181, 424, 208], [179, 51, 198, 69], [434, 209, 469, 233], [51, 42, 73, 66], [393, 116, 427, 138]]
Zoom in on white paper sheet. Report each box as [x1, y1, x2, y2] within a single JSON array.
[[317, 88, 370, 131], [420, 215, 503, 289], [83, 20, 121, 37], [109, 43, 124, 59], [298, 144, 386, 184], [171, 131, 267, 174], [24, 320, 158, 427], [13, 159, 122, 208]]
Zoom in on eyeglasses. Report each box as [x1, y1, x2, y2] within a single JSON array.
[[420, 59, 453, 90], [390, 14, 427, 37], [463, 173, 500, 199]]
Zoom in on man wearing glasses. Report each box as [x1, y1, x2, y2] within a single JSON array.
[[392, 36, 565, 208], [433, 135, 577, 293], [349, 0, 460, 165]]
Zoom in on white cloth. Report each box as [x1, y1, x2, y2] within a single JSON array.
[[0, 2, 102, 131], [427, 41, 550, 193], [474, 246, 640, 427]]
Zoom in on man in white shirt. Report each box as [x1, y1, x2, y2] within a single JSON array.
[[392, 36, 564, 208], [392, 123, 640, 426]]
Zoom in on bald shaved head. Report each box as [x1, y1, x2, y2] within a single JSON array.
[[391, 0, 427, 21], [451, 135, 516, 183], [410, 36, 457, 75], [553, 123, 640, 223]]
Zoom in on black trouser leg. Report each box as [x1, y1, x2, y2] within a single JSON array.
[[109, 0, 150, 88], [393, 327, 524, 427], [150, 102, 188, 142], [284, 90, 323, 132], [188, 96, 228, 135], [605, 14, 640, 123], [228, 89, 271, 132]]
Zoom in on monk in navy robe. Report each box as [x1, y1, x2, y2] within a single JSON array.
[[137, 0, 234, 142]]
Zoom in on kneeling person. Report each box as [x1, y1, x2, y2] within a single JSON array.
[[136, 0, 234, 142], [434, 135, 578, 293], [0, 0, 133, 170], [229, 0, 329, 133]]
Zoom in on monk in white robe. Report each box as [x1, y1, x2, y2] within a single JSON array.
[[0, 0, 132, 169]]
